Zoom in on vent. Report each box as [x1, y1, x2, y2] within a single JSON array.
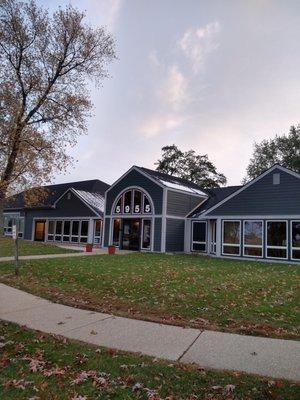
[[273, 173, 280, 185], [67, 192, 72, 200]]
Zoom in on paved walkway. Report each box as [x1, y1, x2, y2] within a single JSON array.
[[0, 248, 131, 263], [0, 283, 299, 381]]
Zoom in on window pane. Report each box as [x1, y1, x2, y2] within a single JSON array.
[[81, 221, 89, 236], [72, 221, 79, 235], [113, 219, 121, 246], [193, 243, 206, 251], [142, 220, 151, 249], [48, 221, 55, 234], [292, 221, 300, 248], [133, 191, 142, 214], [114, 196, 122, 214], [63, 221, 70, 235], [143, 196, 151, 214], [193, 222, 206, 242], [292, 250, 300, 259], [244, 221, 263, 245], [124, 191, 132, 214], [267, 248, 287, 258], [223, 221, 240, 244], [223, 245, 240, 255], [55, 221, 62, 235], [244, 247, 262, 257], [94, 220, 101, 236], [267, 221, 287, 246]]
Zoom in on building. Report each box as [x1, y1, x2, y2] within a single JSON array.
[[103, 164, 300, 263], [3, 164, 300, 263], [4, 179, 109, 245]]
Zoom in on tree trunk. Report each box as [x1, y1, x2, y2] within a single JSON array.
[[0, 188, 6, 238]]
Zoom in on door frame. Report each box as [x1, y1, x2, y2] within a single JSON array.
[[34, 220, 46, 242]]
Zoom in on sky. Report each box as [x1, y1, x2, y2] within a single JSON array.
[[43, 0, 300, 186]]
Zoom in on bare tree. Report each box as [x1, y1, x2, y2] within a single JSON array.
[[0, 0, 116, 233]]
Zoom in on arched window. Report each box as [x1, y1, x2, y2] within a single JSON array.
[[113, 189, 153, 215]]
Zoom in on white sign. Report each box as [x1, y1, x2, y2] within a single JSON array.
[[12, 225, 17, 240]]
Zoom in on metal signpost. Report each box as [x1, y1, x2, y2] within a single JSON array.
[[12, 224, 19, 276]]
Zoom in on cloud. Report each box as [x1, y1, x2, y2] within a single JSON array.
[[160, 64, 188, 110], [106, 0, 123, 30], [178, 22, 220, 73], [140, 115, 185, 138]]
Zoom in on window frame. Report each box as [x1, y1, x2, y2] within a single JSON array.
[[266, 220, 288, 260], [141, 218, 151, 250], [112, 187, 154, 216], [222, 220, 241, 256], [242, 220, 263, 258], [191, 221, 207, 253], [291, 220, 300, 261], [79, 220, 89, 243], [93, 219, 102, 244], [71, 220, 80, 243]]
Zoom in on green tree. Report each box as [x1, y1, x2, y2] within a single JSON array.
[[155, 145, 227, 188], [0, 0, 116, 234], [243, 126, 300, 183]]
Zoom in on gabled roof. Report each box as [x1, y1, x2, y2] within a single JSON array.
[[188, 186, 241, 217], [137, 166, 208, 196], [72, 189, 105, 216], [5, 179, 110, 210], [193, 164, 300, 218]]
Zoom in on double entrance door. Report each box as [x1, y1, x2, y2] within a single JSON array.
[[114, 218, 151, 251]]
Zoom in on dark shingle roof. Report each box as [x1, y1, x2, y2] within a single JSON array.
[[137, 166, 209, 195], [188, 185, 242, 217], [5, 179, 110, 210]]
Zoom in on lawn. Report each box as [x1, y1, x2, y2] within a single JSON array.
[[0, 253, 299, 339], [0, 321, 299, 400], [0, 237, 79, 257]]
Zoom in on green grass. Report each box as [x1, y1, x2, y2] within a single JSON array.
[[0, 253, 299, 339], [0, 321, 299, 400], [0, 237, 79, 257]]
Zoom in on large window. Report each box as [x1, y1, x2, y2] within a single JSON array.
[[291, 221, 300, 260], [47, 220, 55, 241], [141, 219, 151, 250], [55, 221, 62, 241], [113, 189, 153, 215], [71, 220, 80, 243], [266, 220, 287, 259], [94, 220, 102, 244], [243, 220, 263, 257], [80, 220, 89, 243], [112, 219, 121, 246], [222, 220, 241, 256], [63, 220, 71, 242], [3, 214, 24, 238], [192, 221, 207, 252]]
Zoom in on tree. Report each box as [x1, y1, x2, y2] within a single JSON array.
[[0, 0, 116, 234], [243, 125, 300, 183], [155, 144, 227, 188]]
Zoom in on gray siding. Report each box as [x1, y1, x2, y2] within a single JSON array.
[[103, 218, 110, 247], [106, 169, 163, 215], [208, 168, 300, 216], [167, 190, 203, 217], [23, 191, 98, 240], [165, 218, 185, 252], [153, 217, 162, 252]]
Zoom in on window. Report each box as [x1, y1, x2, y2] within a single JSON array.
[[94, 220, 102, 244], [243, 220, 263, 258], [63, 220, 71, 242], [71, 220, 80, 242], [47, 220, 55, 241], [55, 220, 62, 241], [222, 220, 241, 256], [210, 221, 216, 254], [133, 190, 142, 214], [291, 221, 300, 260], [141, 219, 151, 249], [192, 221, 207, 252], [266, 221, 287, 259], [80, 220, 89, 243], [113, 189, 153, 215], [3, 214, 24, 238], [112, 219, 121, 246]]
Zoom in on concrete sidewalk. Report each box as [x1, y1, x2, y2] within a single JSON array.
[[0, 248, 131, 263], [0, 283, 299, 381]]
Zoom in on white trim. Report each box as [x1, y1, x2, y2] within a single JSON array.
[[265, 220, 288, 260], [166, 215, 187, 220], [191, 221, 207, 253], [200, 164, 300, 217], [166, 186, 207, 199], [54, 188, 101, 217], [192, 214, 300, 220], [185, 196, 209, 218], [222, 220, 241, 257], [242, 220, 264, 258], [105, 166, 165, 194], [111, 186, 155, 216], [161, 187, 167, 252], [291, 220, 300, 261]]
